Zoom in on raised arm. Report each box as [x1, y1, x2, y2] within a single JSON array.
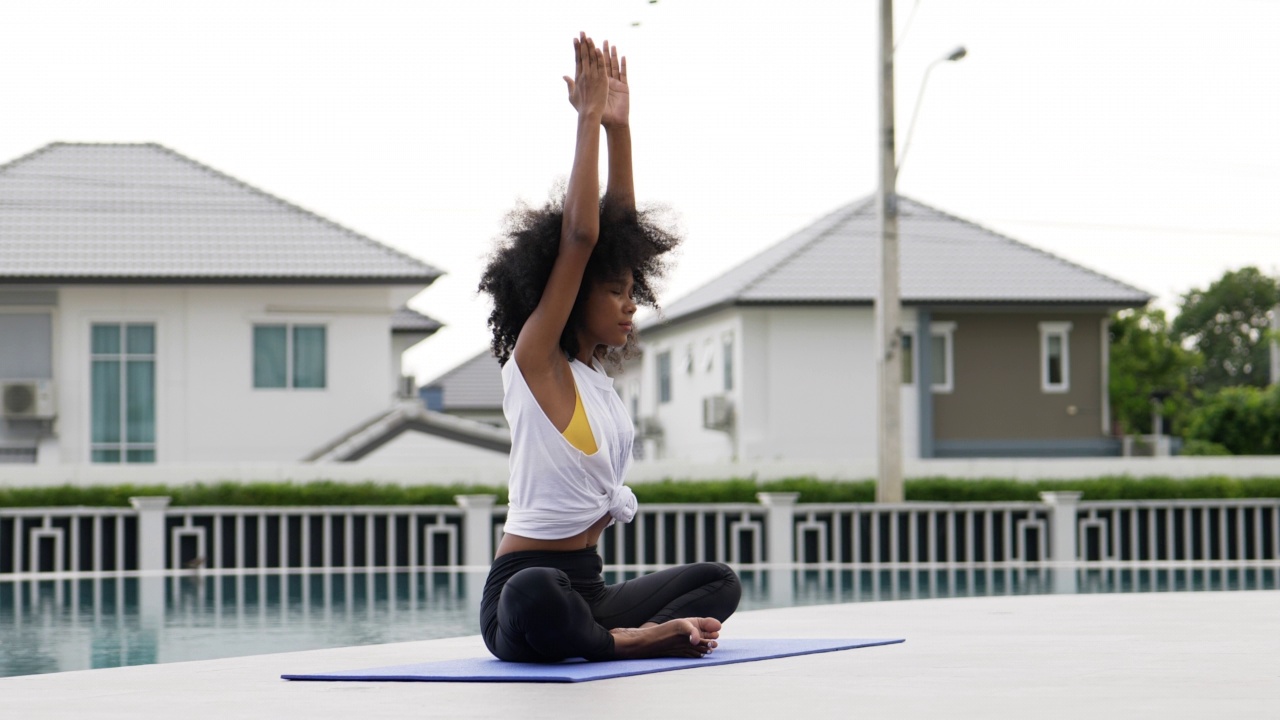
[[600, 41, 635, 222], [512, 34, 608, 387]]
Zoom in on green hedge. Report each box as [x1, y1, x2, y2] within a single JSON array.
[[2, 475, 1280, 508]]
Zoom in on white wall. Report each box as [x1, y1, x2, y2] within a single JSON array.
[[616, 310, 741, 462], [620, 306, 919, 464], [54, 285, 413, 464]]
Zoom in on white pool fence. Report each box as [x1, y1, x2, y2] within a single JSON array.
[[2, 492, 1278, 576]]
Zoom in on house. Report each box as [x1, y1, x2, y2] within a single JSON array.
[[419, 349, 506, 428], [0, 142, 445, 465], [615, 196, 1152, 463]]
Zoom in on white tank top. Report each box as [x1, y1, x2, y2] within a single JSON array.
[[500, 356, 637, 540]]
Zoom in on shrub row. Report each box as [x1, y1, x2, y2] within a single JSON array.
[[2, 475, 1279, 508]]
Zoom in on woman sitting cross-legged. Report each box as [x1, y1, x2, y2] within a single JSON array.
[[476, 33, 741, 663]]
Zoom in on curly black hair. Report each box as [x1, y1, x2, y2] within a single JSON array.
[[478, 193, 681, 368]]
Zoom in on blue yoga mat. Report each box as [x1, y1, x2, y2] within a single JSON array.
[[281, 638, 904, 684]]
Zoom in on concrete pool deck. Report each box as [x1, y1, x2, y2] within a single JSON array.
[[3, 590, 1277, 719]]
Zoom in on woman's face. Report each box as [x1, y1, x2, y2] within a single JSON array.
[[581, 270, 637, 350]]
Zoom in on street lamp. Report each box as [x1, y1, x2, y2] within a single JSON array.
[[897, 46, 968, 178], [875, 0, 965, 503]]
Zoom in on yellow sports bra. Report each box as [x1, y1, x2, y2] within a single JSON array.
[[561, 383, 598, 455]]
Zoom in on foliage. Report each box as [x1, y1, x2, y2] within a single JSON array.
[[4, 476, 1280, 507], [1108, 308, 1201, 434], [1179, 439, 1231, 456], [1182, 384, 1280, 455], [1171, 266, 1279, 392]]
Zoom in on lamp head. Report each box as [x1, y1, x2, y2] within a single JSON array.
[[946, 46, 968, 62]]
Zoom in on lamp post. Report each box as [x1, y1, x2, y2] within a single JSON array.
[[897, 46, 967, 177], [875, 2, 966, 503]]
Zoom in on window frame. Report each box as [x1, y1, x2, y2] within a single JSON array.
[[252, 322, 328, 390], [1039, 321, 1072, 393], [656, 350, 672, 404], [89, 321, 157, 464], [722, 331, 734, 392], [902, 323, 956, 393]]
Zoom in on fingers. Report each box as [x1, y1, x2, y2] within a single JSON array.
[[611, 44, 626, 85], [573, 32, 610, 84]]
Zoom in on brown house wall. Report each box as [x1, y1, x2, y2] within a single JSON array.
[[932, 312, 1108, 441]]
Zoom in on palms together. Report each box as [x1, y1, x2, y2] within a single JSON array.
[[564, 38, 629, 128]]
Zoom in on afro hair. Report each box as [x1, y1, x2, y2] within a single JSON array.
[[478, 193, 681, 368]]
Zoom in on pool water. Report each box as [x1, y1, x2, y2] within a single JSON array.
[[2, 565, 1276, 678]]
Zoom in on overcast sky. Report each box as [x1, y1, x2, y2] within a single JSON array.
[[4, 0, 1277, 381]]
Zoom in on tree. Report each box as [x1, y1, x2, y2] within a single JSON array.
[[1108, 308, 1200, 434], [1171, 266, 1280, 393], [1183, 384, 1280, 455]]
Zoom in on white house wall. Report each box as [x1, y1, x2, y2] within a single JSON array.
[[743, 305, 917, 462], [55, 285, 406, 464], [623, 305, 918, 465], [619, 310, 741, 462]]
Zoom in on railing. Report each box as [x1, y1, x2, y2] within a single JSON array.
[[597, 503, 768, 565], [3, 492, 1278, 576], [786, 502, 1050, 564], [1076, 499, 1280, 562]]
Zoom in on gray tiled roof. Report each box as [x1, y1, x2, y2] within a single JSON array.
[[392, 306, 444, 334], [0, 143, 442, 283], [423, 349, 503, 411], [652, 197, 1151, 329]]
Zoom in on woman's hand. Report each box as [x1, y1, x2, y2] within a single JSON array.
[[600, 41, 629, 130], [563, 32, 609, 122]]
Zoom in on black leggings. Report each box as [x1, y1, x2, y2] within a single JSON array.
[[479, 546, 741, 663]]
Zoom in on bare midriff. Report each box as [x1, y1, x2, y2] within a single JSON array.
[[494, 512, 612, 558]]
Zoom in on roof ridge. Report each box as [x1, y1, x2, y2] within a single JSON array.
[[0, 142, 67, 176], [736, 197, 874, 298], [899, 196, 1153, 300], [651, 197, 874, 325], [140, 143, 443, 279]]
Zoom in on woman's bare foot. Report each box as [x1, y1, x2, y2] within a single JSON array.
[[609, 617, 722, 659]]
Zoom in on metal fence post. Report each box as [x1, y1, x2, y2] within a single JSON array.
[[1039, 491, 1082, 563], [756, 492, 799, 565], [129, 496, 171, 572], [456, 494, 497, 568]]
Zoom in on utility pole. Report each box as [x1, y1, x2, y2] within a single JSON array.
[[875, 0, 904, 503]]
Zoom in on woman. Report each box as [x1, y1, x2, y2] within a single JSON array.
[[476, 33, 741, 663]]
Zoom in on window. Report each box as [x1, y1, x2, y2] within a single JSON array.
[[657, 350, 672, 404], [901, 324, 955, 393], [254, 324, 326, 389], [91, 323, 156, 463], [1039, 322, 1072, 393], [722, 332, 734, 391]]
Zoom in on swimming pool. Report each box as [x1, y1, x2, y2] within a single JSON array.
[[3, 564, 1276, 678]]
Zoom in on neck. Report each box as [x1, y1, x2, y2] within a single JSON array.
[[574, 329, 598, 366]]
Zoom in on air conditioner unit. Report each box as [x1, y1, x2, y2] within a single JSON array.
[[635, 416, 664, 438], [702, 394, 734, 432], [2, 380, 56, 419]]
